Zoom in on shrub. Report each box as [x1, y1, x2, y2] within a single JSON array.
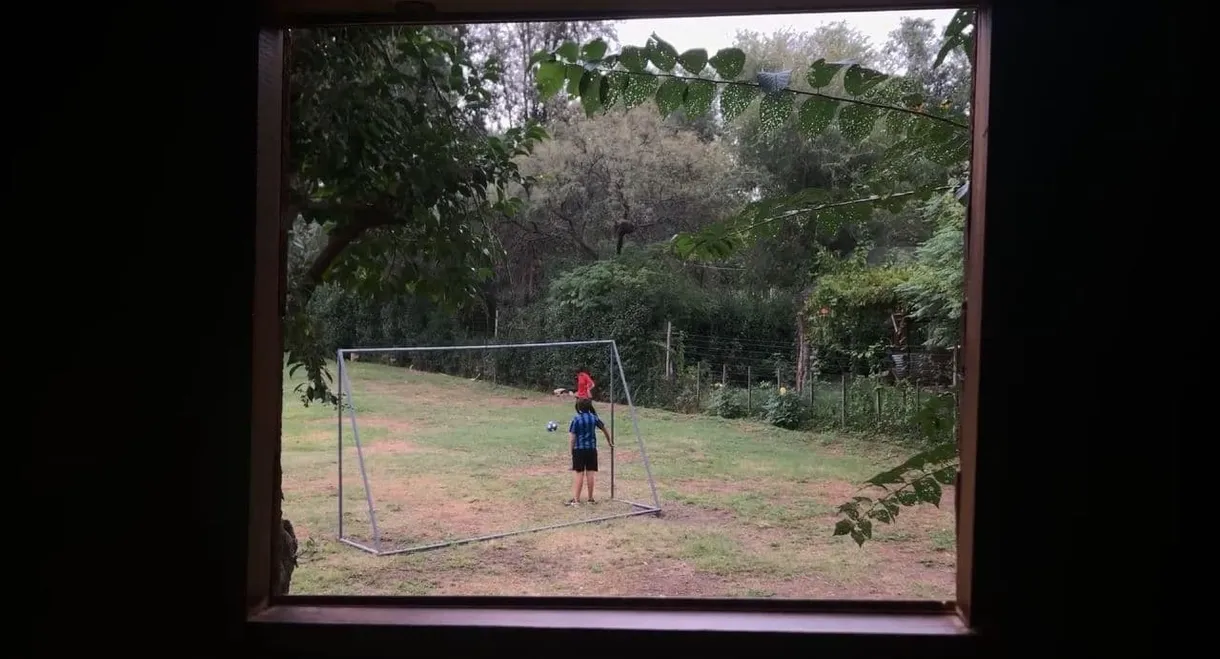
[[707, 386, 747, 419], [764, 390, 807, 429]]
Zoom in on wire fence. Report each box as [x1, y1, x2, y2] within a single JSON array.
[[325, 317, 961, 445]]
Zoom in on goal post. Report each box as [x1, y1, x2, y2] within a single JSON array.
[[334, 339, 662, 557]]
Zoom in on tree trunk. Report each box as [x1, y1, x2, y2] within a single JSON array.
[[272, 201, 400, 596]]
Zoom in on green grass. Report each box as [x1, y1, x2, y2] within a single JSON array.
[[282, 360, 956, 599]]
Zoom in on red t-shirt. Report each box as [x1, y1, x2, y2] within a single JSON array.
[[576, 372, 595, 399]]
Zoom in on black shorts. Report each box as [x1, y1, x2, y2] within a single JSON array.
[[571, 448, 599, 472]]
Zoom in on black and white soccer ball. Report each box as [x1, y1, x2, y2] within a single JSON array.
[[546, 420, 558, 432]]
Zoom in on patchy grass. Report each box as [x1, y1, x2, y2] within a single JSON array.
[[283, 360, 955, 599]]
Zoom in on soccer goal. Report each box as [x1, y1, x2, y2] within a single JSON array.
[[334, 339, 662, 557]]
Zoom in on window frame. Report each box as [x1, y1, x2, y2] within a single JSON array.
[[248, 0, 990, 647]]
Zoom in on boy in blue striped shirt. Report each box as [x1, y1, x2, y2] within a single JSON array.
[[567, 398, 613, 506]]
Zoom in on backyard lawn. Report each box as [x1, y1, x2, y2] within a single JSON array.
[[282, 361, 956, 599]]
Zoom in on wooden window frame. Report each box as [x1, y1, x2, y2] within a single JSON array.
[[248, 0, 989, 650]]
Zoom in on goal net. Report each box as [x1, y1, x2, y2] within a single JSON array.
[[334, 339, 661, 556]]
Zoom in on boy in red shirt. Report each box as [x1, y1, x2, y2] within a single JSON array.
[[575, 366, 596, 414]]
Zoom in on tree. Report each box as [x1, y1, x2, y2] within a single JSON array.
[[467, 21, 617, 129], [529, 9, 976, 546], [278, 25, 547, 592]]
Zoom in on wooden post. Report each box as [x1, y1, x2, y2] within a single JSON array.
[[721, 363, 727, 386], [776, 365, 781, 387], [493, 308, 499, 340], [695, 363, 701, 407], [664, 321, 672, 380], [874, 387, 882, 423], [840, 372, 848, 426], [747, 365, 752, 414], [951, 344, 959, 388]]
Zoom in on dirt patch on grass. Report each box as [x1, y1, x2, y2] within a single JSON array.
[[359, 439, 431, 455]]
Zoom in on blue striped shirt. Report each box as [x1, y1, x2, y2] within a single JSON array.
[[569, 411, 605, 450]]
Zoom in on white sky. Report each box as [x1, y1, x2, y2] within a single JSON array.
[[613, 9, 957, 53]]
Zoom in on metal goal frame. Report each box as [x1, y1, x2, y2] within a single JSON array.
[[335, 339, 662, 556]]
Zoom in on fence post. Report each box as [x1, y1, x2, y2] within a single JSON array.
[[776, 364, 781, 388], [840, 372, 848, 426], [874, 387, 882, 423], [695, 363, 701, 408], [722, 363, 727, 386], [664, 321, 672, 380], [747, 365, 752, 414]]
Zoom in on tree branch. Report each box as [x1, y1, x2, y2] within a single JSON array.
[[293, 201, 399, 309], [607, 69, 969, 130]]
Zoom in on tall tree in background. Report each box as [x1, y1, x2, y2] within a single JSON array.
[[880, 18, 972, 112], [468, 21, 618, 129]]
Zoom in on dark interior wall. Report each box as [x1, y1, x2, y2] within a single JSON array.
[[13, 1, 1183, 655], [14, 3, 260, 653]]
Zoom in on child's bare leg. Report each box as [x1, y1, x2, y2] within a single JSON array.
[[585, 472, 596, 501], [571, 471, 585, 502]]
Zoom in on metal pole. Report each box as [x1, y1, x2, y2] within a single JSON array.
[[340, 359, 382, 552], [612, 341, 661, 511], [337, 351, 344, 540], [608, 344, 615, 500], [375, 507, 659, 557]]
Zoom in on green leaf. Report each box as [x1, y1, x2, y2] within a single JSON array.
[[646, 34, 679, 72], [678, 48, 709, 74], [913, 477, 943, 506], [620, 46, 648, 72], [849, 529, 867, 547], [843, 65, 888, 95], [600, 71, 627, 110], [837, 501, 860, 520], [654, 78, 687, 117], [623, 74, 660, 109], [758, 90, 795, 133], [838, 104, 879, 142], [895, 491, 918, 506], [556, 41, 580, 62], [535, 61, 566, 99], [529, 50, 554, 66], [806, 59, 843, 88], [581, 38, 608, 62], [580, 71, 604, 117], [932, 465, 957, 485], [797, 96, 838, 136], [866, 507, 894, 523], [866, 466, 905, 486], [565, 64, 584, 95], [935, 9, 975, 68], [683, 79, 716, 117], [718, 84, 759, 123], [833, 519, 854, 536], [708, 47, 746, 79]]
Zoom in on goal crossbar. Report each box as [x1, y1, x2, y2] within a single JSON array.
[[335, 339, 662, 556]]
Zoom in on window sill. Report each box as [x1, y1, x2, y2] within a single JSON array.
[[250, 600, 970, 636]]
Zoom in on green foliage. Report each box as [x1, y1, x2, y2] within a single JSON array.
[[896, 193, 965, 349], [834, 439, 957, 547], [808, 260, 912, 373], [528, 19, 973, 262], [285, 26, 548, 406], [707, 386, 748, 419], [762, 390, 808, 429]]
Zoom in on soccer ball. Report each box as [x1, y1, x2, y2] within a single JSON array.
[[546, 421, 558, 432]]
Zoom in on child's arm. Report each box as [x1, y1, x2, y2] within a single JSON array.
[[597, 418, 613, 448]]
